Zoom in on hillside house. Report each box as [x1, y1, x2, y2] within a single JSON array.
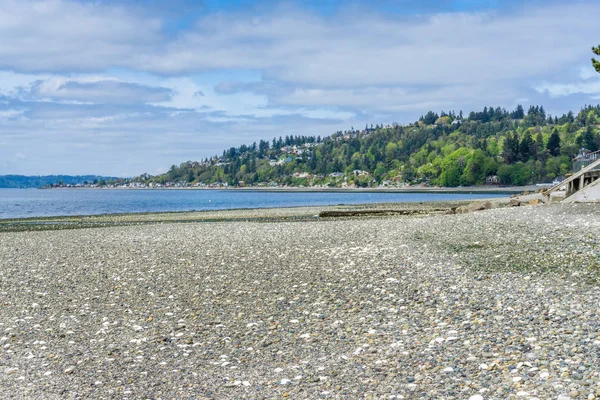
[[485, 175, 499, 185]]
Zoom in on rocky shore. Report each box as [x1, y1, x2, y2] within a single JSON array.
[[1, 202, 599, 399]]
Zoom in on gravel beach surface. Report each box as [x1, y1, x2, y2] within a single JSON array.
[[1, 202, 599, 399]]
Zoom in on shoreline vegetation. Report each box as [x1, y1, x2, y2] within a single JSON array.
[[1, 200, 598, 398]]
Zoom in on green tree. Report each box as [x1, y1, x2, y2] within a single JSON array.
[[546, 129, 561, 156], [440, 148, 469, 187], [545, 157, 560, 180], [385, 142, 399, 169], [421, 111, 439, 125], [580, 126, 599, 152], [502, 133, 519, 163], [535, 132, 544, 149], [519, 132, 534, 161], [593, 44, 600, 73], [511, 104, 525, 119], [498, 163, 533, 185], [462, 149, 486, 185], [497, 165, 513, 185]]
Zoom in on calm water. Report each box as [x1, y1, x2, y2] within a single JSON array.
[[0, 189, 508, 219]]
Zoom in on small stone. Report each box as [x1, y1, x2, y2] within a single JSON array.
[[64, 366, 76, 374]]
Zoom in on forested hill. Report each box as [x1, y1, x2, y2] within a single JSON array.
[[0, 175, 121, 188], [136, 105, 600, 188]]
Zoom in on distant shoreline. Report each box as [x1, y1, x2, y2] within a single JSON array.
[[34, 185, 542, 194]]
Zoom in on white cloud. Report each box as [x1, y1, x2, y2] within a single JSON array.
[[0, 0, 163, 72], [0, 109, 25, 119], [269, 84, 517, 113], [1, 0, 598, 86], [2, 72, 174, 105], [140, 3, 600, 87], [534, 80, 600, 98], [0, 71, 48, 96], [30, 79, 173, 104], [0, 111, 351, 175], [579, 66, 599, 80], [1, 0, 600, 175]]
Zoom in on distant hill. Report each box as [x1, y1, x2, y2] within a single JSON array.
[[134, 104, 600, 188], [0, 175, 122, 188]]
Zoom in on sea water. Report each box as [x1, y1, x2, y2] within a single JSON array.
[[0, 188, 508, 219]]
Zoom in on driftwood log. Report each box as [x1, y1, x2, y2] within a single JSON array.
[[318, 209, 448, 218]]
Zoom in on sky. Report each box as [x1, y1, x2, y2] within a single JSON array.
[[1, 0, 600, 176]]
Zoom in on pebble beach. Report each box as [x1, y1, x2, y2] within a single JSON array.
[[1, 201, 599, 399]]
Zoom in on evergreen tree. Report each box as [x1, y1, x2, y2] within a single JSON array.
[[512, 105, 524, 119], [535, 132, 544, 152], [519, 132, 534, 161], [582, 126, 599, 152], [547, 129, 561, 156], [422, 111, 439, 125], [593, 44, 600, 72], [503, 133, 519, 163]]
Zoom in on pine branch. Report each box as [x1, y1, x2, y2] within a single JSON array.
[[593, 45, 600, 73]]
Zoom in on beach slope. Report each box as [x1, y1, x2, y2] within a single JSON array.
[[0, 203, 599, 399]]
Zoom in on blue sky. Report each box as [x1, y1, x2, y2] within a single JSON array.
[[0, 0, 599, 176]]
